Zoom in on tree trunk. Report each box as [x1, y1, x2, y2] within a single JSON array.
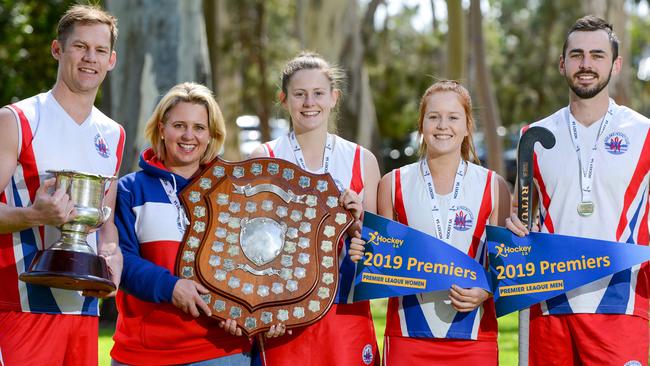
[[297, 0, 380, 157], [253, 1, 272, 143], [105, 0, 210, 174], [607, 0, 631, 106], [469, 0, 504, 174], [580, 0, 631, 106], [203, 0, 245, 160], [581, 0, 607, 18], [446, 0, 466, 80], [430, 0, 438, 34]]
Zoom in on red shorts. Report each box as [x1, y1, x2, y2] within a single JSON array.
[[525, 312, 649, 366], [0, 311, 98, 366], [383, 335, 498, 366], [259, 302, 379, 366]]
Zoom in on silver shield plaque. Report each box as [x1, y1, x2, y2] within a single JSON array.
[[176, 157, 353, 336]]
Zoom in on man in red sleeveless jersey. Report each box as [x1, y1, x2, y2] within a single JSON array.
[[0, 5, 124, 365], [507, 15, 649, 366]]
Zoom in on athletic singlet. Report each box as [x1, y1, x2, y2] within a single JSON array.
[[0, 91, 124, 315], [385, 161, 497, 340]]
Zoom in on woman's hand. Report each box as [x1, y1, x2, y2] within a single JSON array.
[[448, 285, 491, 312], [504, 212, 539, 237], [265, 323, 292, 338], [339, 189, 363, 221], [219, 318, 244, 336], [348, 229, 366, 263], [172, 279, 212, 318]]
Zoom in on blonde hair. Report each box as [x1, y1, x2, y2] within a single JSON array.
[[144, 82, 226, 165], [57, 4, 118, 50], [417, 80, 480, 163]]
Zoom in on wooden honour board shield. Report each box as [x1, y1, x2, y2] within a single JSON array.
[[175, 157, 353, 336]]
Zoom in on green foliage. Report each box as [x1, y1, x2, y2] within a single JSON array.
[[486, 0, 583, 127], [0, 0, 75, 105], [221, 0, 300, 121], [628, 11, 650, 116], [6, 1, 648, 137], [366, 3, 445, 142]]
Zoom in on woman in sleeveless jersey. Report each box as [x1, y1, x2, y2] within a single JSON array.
[[249, 52, 381, 366], [351, 80, 510, 365]]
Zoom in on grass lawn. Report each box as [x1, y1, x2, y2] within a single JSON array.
[[98, 299, 521, 365]]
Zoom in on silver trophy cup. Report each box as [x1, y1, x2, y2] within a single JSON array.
[[19, 170, 117, 292]]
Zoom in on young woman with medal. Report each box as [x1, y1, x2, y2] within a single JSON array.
[[351, 80, 510, 365], [110, 83, 253, 366], [506, 16, 650, 366], [250, 52, 381, 365]]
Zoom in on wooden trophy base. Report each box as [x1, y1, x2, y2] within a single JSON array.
[[19, 250, 116, 292]]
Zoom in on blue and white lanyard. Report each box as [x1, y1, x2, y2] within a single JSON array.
[[420, 159, 467, 243], [565, 100, 614, 204], [289, 131, 334, 174]]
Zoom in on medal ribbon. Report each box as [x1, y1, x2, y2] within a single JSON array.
[[565, 100, 614, 206], [289, 131, 334, 174], [420, 159, 467, 243]]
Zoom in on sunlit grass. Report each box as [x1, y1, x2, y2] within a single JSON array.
[[98, 327, 113, 366]]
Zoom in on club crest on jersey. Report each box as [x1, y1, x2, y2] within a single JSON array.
[[603, 132, 629, 155], [453, 206, 474, 232], [361, 344, 374, 365], [94, 133, 110, 158], [623, 361, 641, 366]]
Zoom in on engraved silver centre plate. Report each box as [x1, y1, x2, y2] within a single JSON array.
[[240, 217, 287, 266]]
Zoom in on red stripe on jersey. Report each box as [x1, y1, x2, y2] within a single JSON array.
[[1, 105, 40, 308], [533, 152, 555, 233], [10, 105, 39, 203], [634, 261, 649, 319], [530, 302, 543, 317], [12, 105, 45, 243], [472, 171, 497, 339], [633, 190, 650, 318], [265, 143, 275, 158], [638, 192, 650, 246], [394, 169, 408, 225], [0, 231, 20, 309], [478, 292, 498, 339], [468, 171, 493, 259], [616, 131, 650, 241], [386, 297, 402, 336], [114, 125, 126, 175], [350, 145, 363, 194], [0, 174, 17, 307]]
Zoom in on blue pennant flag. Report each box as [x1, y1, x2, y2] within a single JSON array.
[[486, 225, 650, 317], [352, 212, 491, 302]]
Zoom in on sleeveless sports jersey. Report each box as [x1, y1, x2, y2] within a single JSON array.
[[262, 134, 365, 302], [528, 100, 650, 318], [385, 161, 497, 341], [0, 91, 125, 316], [258, 134, 379, 366]]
